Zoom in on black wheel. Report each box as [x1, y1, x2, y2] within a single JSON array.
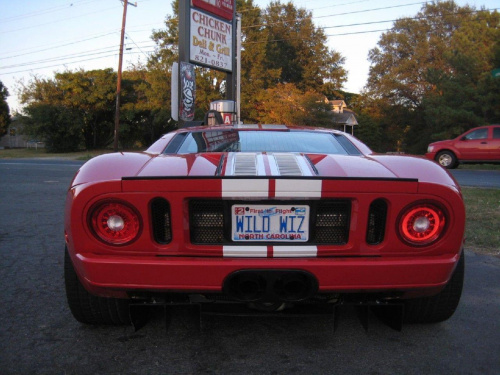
[[436, 151, 458, 169], [64, 248, 131, 325], [403, 251, 464, 323]]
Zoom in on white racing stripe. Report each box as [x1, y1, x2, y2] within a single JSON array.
[[223, 246, 318, 258], [275, 179, 322, 198], [222, 179, 269, 197], [273, 246, 318, 257], [223, 246, 267, 257]]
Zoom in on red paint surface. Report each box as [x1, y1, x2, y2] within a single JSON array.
[[65, 125, 465, 299]]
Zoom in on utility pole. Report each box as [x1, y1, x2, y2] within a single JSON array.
[[113, 1, 137, 152]]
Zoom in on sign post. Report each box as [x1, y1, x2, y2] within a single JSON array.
[[176, 0, 236, 127]]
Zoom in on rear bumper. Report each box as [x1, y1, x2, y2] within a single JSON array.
[[73, 252, 460, 299]]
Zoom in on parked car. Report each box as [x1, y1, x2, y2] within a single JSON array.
[[426, 125, 500, 168], [65, 124, 465, 327]]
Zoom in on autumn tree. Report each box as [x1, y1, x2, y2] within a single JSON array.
[[366, 1, 500, 153], [149, 0, 226, 119], [257, 83, 332, 126], [149, 0, 347, 124]]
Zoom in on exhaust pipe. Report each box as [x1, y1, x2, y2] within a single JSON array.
[[273, 273, 315, 302], [223, 270, 318, 303], [224, 273, 266, 302]]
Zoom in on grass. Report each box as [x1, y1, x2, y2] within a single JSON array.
[[462, 187, 500, 256], [458, 163, 500, 170]]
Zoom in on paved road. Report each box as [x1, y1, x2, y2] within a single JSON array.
[[450, 169, 500, 188], [0, 159, 499, 374]]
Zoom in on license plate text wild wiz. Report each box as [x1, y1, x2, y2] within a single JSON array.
[[232, 205, 310, 241]]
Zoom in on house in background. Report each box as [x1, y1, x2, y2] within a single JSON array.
[[329, 99, 358, 134]]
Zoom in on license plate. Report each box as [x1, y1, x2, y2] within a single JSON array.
[[231, 204, 310, 242]]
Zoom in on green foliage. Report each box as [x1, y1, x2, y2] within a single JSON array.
[[0, 81, 10, 137], [148, 0, 347, 125], [22, 104, 84, 152], [263, 2, 346, 92], [19, 69, 117, 150], [18, 0, 500, 156], [18, 67, 175, 151]]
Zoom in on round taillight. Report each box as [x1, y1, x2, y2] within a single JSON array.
[[90, 201, 141, 245], [399, 204, 446, 246]]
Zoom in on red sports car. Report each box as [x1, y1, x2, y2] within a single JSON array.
[[426, 124, 500, 169], [65, 124, 465, 327]]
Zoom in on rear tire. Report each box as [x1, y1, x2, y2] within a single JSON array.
[[64, 248, 131, 325], [436, 151, 458, 169], [404, 251, 464, 323]]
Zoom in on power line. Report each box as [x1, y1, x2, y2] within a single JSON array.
[[0, 0, 99, 23], [125, 33, 150, 59], [0, 31, 120, 61], [242, 1, 430, 29], [0, 41, 154, 70], [238, 0, 373, 14], [1, 2, 497, 76], [1, 5, 122, 34], [242, 7, 499, 45], [0, 38, 156, 73], [0, 50, 155, 76]]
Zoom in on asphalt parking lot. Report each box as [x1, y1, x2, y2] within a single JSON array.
[[0, 159, 499, 374]]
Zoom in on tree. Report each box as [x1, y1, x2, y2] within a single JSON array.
[[367, 1, 472, 107], [366, 1, 500, 153], [257, 83, 332, 126], [149, 0, 226, 121], [263, 1, 346, 93], [149, 0, 347, 124], [23, 104, 83, 152], [121, 67, 176, 148], [0, 80, 10, 137], [20, 69, 117, 150]]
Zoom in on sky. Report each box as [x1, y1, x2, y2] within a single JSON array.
[[1, 0, 499, 113]]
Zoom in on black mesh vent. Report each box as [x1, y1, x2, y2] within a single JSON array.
[[190, 200, 225, 244], [151, 198, 172, 244], [189, 199, 351, 245], [366, 199, 387, 245], [314, 201, 350, 244]]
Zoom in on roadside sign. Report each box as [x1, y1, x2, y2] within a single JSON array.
[[190, 9, 232, 72], [192, 0, 234, 20]]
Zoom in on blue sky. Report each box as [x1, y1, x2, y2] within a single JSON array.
[[1, 0, 498, 113]]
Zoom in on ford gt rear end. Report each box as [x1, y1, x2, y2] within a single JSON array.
[[64, 125, 465, 327]]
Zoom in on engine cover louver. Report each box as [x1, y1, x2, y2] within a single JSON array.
[[227, 153, 314, 176], [232, 153, 258, 176], [271, 153, 304, 176]]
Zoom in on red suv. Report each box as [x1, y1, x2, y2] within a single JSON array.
[[426, 125, 500, 168]]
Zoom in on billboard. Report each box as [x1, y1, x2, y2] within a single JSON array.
[[190, 9, 232, 72], [192, 0, 234, 20]]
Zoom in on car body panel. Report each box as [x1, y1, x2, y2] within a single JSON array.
[[425, 124, 500, 165], [65, 125, 466, 302]]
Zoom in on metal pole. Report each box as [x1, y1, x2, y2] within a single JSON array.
[[178, 0, 190, 128], [113, 1, 136, 151], [236, 14, 241, 124]]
